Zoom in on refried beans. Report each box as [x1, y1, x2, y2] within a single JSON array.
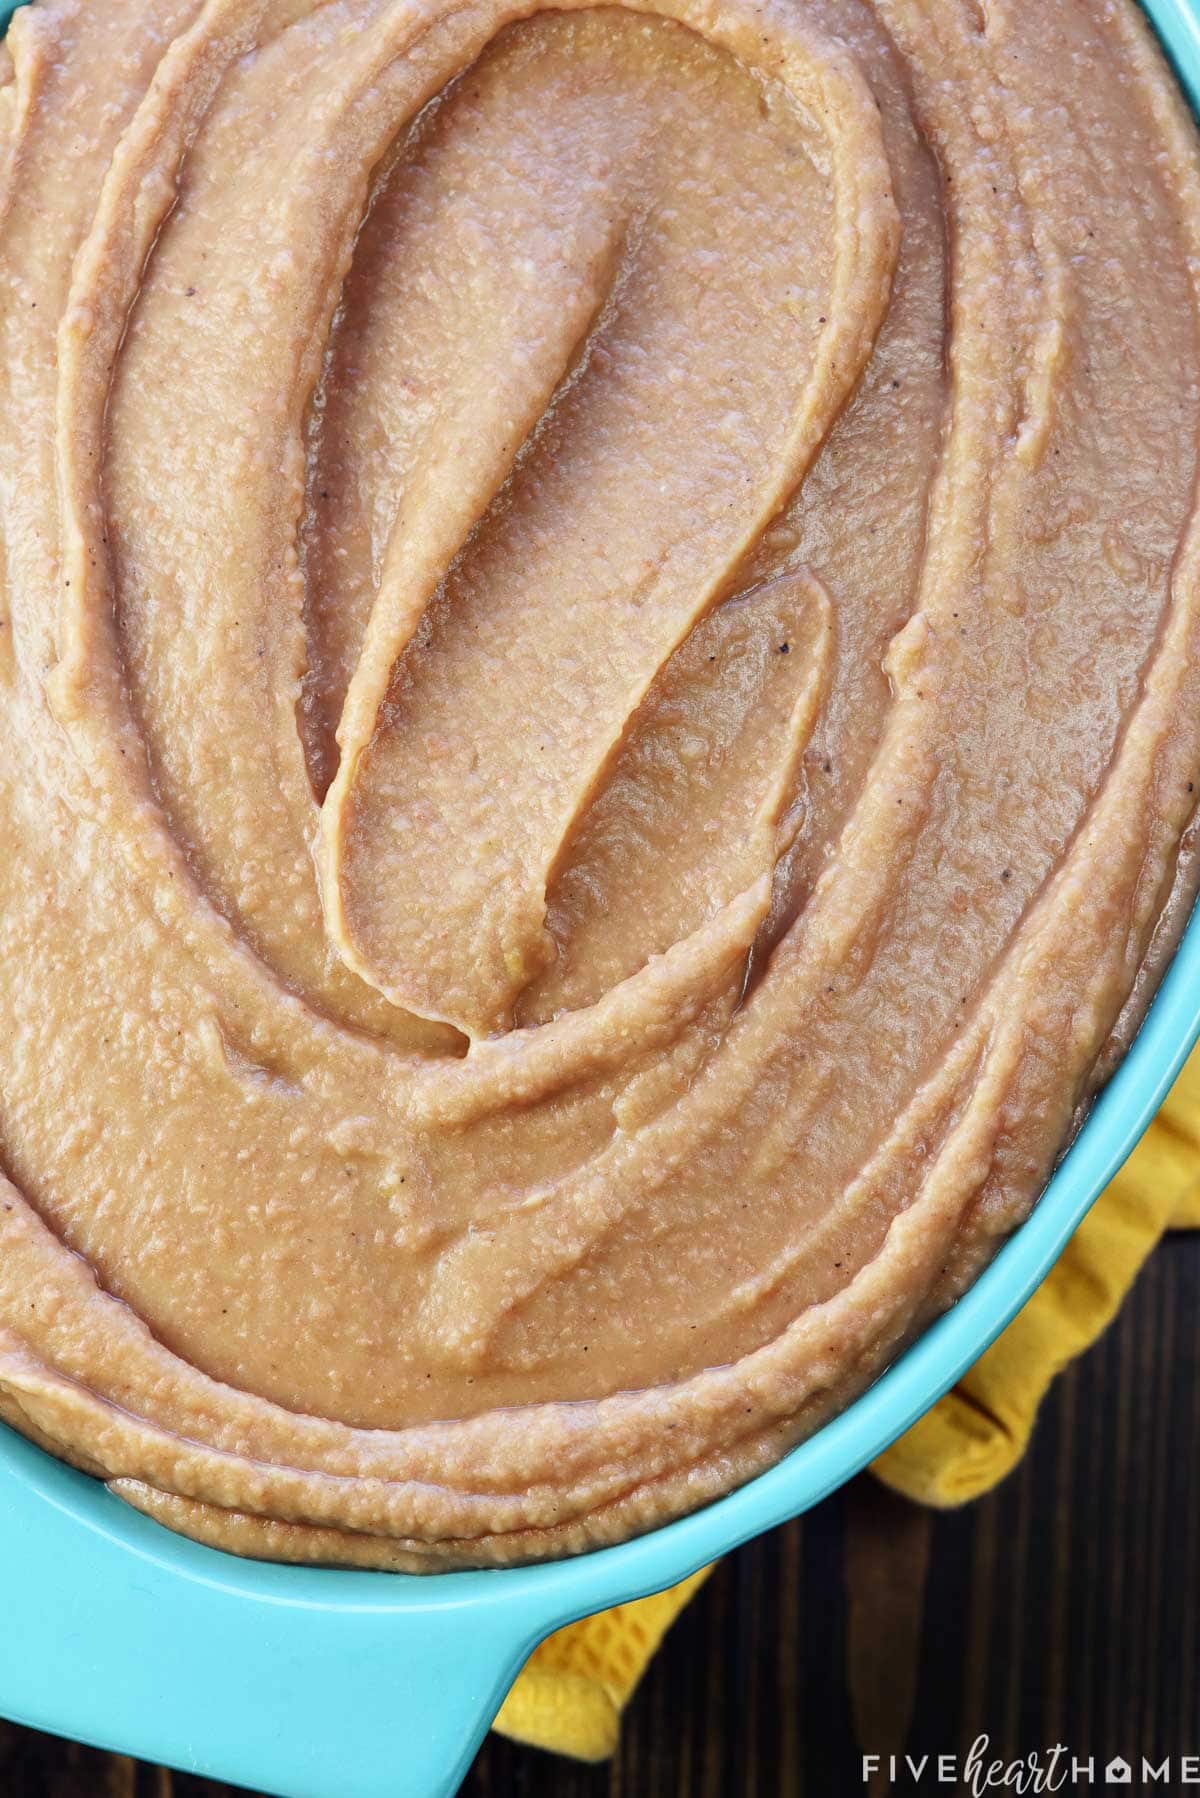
[[0, 0, 1198, 1566]]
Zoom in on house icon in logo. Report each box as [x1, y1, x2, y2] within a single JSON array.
[[1104, 1759, 1132, 1785]]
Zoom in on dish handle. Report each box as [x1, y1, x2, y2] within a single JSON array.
[[0, 1436, 547, 1798], [372, 1604, 535, 1798]]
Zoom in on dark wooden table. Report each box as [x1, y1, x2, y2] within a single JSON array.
[[3, 1232, 1197, 1797]]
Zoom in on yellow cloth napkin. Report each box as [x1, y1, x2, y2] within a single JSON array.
[[493, 1047, 1200, 1761]]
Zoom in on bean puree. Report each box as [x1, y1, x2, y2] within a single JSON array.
[[0, 0, 1199, 1566]]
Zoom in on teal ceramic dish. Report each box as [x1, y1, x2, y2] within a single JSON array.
[[2, 3, 1200, 1794]]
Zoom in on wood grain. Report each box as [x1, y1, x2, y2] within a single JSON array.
[[2, 1234, 1197, 1797]]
